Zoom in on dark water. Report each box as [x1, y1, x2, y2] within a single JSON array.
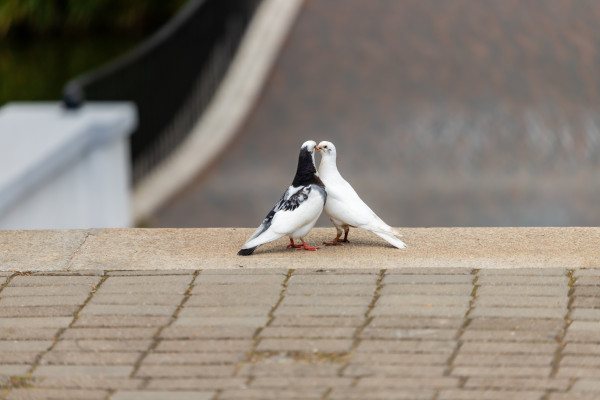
[[0, 34, 144, 107]]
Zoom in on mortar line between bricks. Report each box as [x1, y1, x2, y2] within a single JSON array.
[[546, 269, 575, 390], [231, 268, 294, 386], [334, 268, 386, 393], [2, 271, 110, 397], [440, 268, 479, 390], [131, 269, 201, 387]]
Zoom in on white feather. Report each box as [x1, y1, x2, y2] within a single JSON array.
[[317, 141, 406, 249]]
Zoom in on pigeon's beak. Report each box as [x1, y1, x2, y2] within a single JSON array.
[[315, 145, 321, 152]]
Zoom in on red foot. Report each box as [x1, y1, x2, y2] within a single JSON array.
[[299, 242, 320, 251], [286, 239, 303, 249], [323, 237, 344, 246]]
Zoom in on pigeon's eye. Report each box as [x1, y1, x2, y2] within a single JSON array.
[[323, 146, 328, 149]]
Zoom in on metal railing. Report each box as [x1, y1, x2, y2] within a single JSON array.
[[63, 0, 262, 183]]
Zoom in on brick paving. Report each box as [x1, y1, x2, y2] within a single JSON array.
[[0, 268, 598, 400]]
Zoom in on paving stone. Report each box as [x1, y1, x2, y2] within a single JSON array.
[[39, 351, 141, 365], [295, 269, 380, 275], [573, 286, 600, 297], [173, 316, 269, 327], [0, 327, 60, 340], [110, 391, 215, 400], [564, 330, 600, 342], [0, 340, 53, 351], [572, 379, 600, 392], [451, 366, 551, 378], [371, 305, 467, 318], [561, 355, 600, 366], [437, 389, 544, 400], [1, 286, 92, 296], [237, 362, 340, 377], [146, 378, 247, 390], [459, 342, 556, 354], [478, 268, 567, 276], [286, 284, 374, 296], [369, 317, 463, 329], [569, 321, 600, 331], [155, 339, 253, 352], [378, 295, 471, 307], [218, 388, 326, 399], [8, 276, 101, 287], [177, 306, 270, 318], [274, 305, 367, 317], [344, 364, 446, 377], [105, 275, 193, 285], [6, 389, 108, 400], [384, 274, 474, 284], [200, 268, 288, 275], [468, 318, 564, 331], [0, 305, 79, 317], [460, 329, 558, 342], [107, 270, 196, 276], [98, 283, 190, 294], [0, 364, 30, 375], [575, 276, 600, 285], [256, 338, 354, 353], [80, 304, 178, 316], [61, 327, 157, 340], [89, 293, 184, 305], [0, 296, 87, 307], [288, 274, 378, 284], [355, 376, 460, 388], [476, 275, 568, 285], [572, 297, 600, 308], [250, 376, 353, 388], [468, 307, 566, 319], [73, 315, 171, 328], [381, 283, 473, 295], [0, 317, 73, 328], [135, 364, 236, 378], [0, 352, 39, 364], [386, 268, 472, 275], [477, 285, 569, 296], [281, 295, 370, 306], [33, 376, 144, 390], [571, 308, 600, 320], [143, 352, 246, 365], [33, 365, 133, 377], [53, 340, 152, 352], [328, 389, 435, 399], [556, 366, 600, 378], [357, 340, 456, 354], [563, 343, 600, 355], [186, 293, 279, 306], [360, 327, 457, 340], [196, 274, 284, 284], [575, 269, 600, 277], [351, 352, 449, 365], [160, 326, 255, 339], [475, 295, 568, 308], [259, 326, 355, 338], [453, 354, 553, 366], [463, 377, 570, 390], [548, 394, 599, 400], [270, 316, 365, 327]]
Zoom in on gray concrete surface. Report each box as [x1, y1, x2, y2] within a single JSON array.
[[1, 227, 598, 271], [0, 267, 599, 400]]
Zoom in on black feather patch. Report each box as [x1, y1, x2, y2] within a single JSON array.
[[238, 246, 258, 256]]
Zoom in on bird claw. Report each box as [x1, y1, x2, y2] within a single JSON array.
[[287, 243, 303, 249], [299, 244, 320, 251]]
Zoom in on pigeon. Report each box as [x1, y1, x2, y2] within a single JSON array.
[[238, 140, 327, 256], [316, 140, 407, 249]]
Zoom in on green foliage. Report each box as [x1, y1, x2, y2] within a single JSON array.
[[0, 0, 187, 38]]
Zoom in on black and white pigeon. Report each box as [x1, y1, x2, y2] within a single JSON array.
[[238, 140, 327, 256], [316, 140, 407, 249]]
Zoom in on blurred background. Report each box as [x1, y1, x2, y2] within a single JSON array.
[[2, 0, 600, 229]]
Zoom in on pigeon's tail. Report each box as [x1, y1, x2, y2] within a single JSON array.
[[372, 231, 407, 249], [237, 246, 259, 256]]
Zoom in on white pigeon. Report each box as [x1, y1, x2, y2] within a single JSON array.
[[317, 140, 407, 249], [238, 140, 327, 256]]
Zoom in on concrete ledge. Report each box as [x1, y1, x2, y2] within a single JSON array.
[[1, 227, 598, 271]]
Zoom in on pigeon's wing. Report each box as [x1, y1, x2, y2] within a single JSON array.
[[242, 185, 319, 249]]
